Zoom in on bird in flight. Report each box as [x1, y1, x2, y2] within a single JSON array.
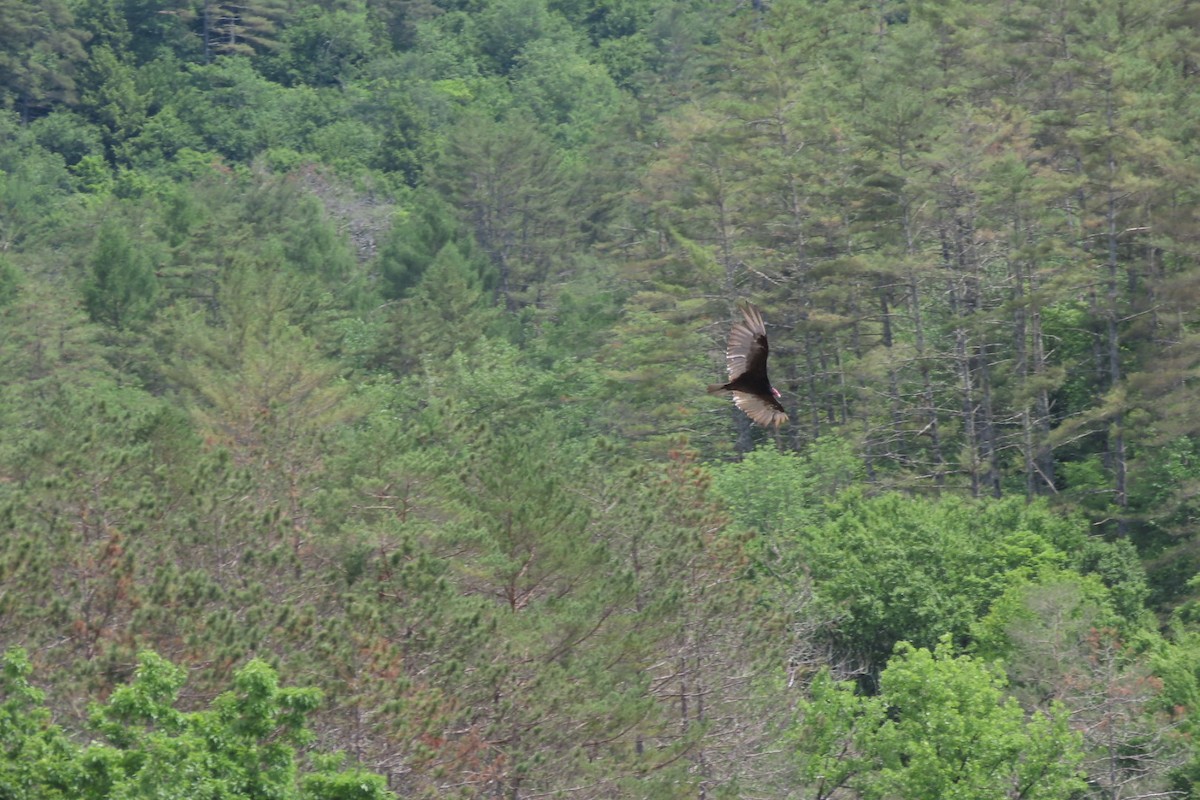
[[708, 302, 788, 428]]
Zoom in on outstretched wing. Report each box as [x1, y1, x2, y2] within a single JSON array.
[[732, 390, 788, 428], [713, 302, 788, 428], [725, 302, 771, 383]]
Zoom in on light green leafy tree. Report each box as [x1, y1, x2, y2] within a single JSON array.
[[794, 492, 1077, 673], [709, 437, 863, 539], [870, 640, 1085, 800], [268, 5, 379, 88], [793, 640, 1085, 800], [0, 648, 82, 799], [509, 36, 625, 147], [0, 648, 393, 800]]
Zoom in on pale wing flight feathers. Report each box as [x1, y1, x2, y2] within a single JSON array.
[[732, 391, 786, 428], [708, 301, 788, 429], [724, 303, 769, 382]]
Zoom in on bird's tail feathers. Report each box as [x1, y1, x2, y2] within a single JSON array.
[[707, 383, 727, 394]]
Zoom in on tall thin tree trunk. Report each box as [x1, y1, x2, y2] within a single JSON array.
[[1012, 245, 1037, 499], [1105, 150, 1128, 531], [977, 342, 1002, 498], [957, 327, 981, 497], [804, 333, 822, 439], [901, 180, 946, 486], [1095, 78, 1127, 532]]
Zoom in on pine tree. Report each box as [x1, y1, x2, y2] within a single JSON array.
[[432, 111, 585, 310], [83, 216, 159, 329], [202, 0, 288, 61], [0, 0, 88, 120]]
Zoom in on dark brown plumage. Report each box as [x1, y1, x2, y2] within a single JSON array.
[[707, 302, 788, 428]]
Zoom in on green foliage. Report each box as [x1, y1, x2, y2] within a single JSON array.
[[1151, 629, 1200, 793], [204, 0, 288, 60], [277, 192, 358, 283], [595, 297, 713, 451], [374, 190, 490, 300], [78, 45, 148, 150], [0, 648, 82, 799], [792, 668, 885, 798], [83, 215, 159, 329], [0, 254, 20, 308], [0, 648, 394, 800], [794, 641, 1085, 800], [1077, 535, 1152, 624], [794, 492, 1079, 671], [170, 59, 292, 162], [509, 36, 625, 147], [300, 757, 391, 800], [709, 436, 862, 537], [0, 112, 76, 246], [28, 110, 105, 166], [269, 6, 380, 88], [118, 0, 199, 64], [872, 641, 1085, 800], [164, 266, 364, 525], [71, 0, 132, 56], [385, 240, 500, 372], [969, 569, 1127, 714], [473, 0, 575, 74], [431, 110, 585, 309], [0, 0, 88, 117]]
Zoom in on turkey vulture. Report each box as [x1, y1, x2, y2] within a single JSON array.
[[708, 302, 788, 428]]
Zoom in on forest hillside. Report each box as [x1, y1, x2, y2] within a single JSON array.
[[3, 0, 1200, 797]]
